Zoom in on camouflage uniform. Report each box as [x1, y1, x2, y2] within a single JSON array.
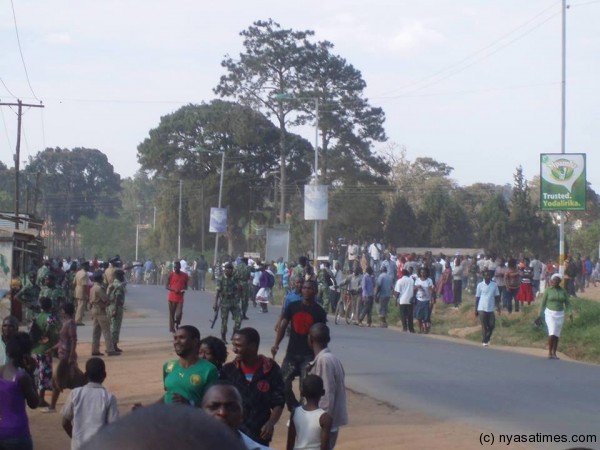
[[292, 265, 305, 282], [216, 275, 241, 341], [63, 271, 76, 303], [16, 283, 41, 324], [106, 279, 126, 346], [234, 262, 252, 318], [39, 286, 67, 316], [317, 268, 333, 313], [36, 265, 50, 286]]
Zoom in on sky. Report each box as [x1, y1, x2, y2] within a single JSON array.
[[1, 0, 599, 191]]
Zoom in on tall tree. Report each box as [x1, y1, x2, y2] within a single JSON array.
[[24, 147, 121, 255], [456, 182, 509, 246], [294, 41, 389, 252], [383, 195, 418, 246], [215, 19, 315, 224], [416, 183, 472, 247], [296, 40, 388, 185], [0, 162, 13, 211], [507, 166, 556, 257], [476, 194, 510, 255]]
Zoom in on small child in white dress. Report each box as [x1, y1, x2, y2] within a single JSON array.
[[286, 374, 333, 450]]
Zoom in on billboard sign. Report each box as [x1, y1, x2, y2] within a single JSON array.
[[304, 185, 328, 220], [540, 153, 586, 211], [209, 207, 227, 233]]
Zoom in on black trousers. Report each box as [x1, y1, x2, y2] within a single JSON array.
[[399, 304, 415, 332], [479, 311, 495, 343]]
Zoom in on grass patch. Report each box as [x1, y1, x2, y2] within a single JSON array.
[[208, 276, 600, 365], [409, 292, 600, 364]]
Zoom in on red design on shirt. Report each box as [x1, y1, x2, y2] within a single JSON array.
[[292, 311, 315, 335], [256, 380, 270, 393]]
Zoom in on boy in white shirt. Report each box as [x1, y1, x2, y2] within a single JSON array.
[[62, 357, 119, 450]]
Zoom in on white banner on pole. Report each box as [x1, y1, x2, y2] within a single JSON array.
[[209, 207, 227, 233], [304, 185, 328, 220]]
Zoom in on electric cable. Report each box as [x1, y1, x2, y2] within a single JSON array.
[[10, 0, 39, 101]]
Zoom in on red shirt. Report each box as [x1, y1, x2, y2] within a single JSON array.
[[167, 271, 189, 303]]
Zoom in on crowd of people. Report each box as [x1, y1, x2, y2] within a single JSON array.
[[0, 241, 590, 449], [0, 253, 349, 450]]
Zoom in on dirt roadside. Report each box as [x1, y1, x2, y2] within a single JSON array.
[[28, 339, 532, 450]]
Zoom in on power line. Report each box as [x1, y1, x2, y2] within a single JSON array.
[[10, 0, 39, 101], [376, 1, 562, 98], [379, 11, 562, 99], [0, 77, 17, 98], [0, 107, 13, 150]]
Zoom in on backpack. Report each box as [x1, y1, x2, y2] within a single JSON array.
[[266, 272, 275, 288]]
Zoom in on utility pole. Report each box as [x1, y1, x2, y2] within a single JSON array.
[[559, 0, 567, 272], [0, 100, 45, 229]]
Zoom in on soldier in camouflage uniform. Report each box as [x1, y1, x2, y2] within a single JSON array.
[[63, 261, 78, 303], [39, 273, 67, 317], [292, 256, 309, 282], [213, 262, 241, 344], [234, 258, 252, 320], [14, 272, 41, 324], [106, 269, 126, 353], [36, 260, 51, 286], [317, 262, 334, 313]]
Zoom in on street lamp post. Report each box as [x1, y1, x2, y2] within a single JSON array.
[[195, 147, 226, 268], [214, 151, 225, 268], [135, 205, 142, 261], [274, 93, 321, 265], [178, 179, 182, 260], [313, 98, 319, 266]]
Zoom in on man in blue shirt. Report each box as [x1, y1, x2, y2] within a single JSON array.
[[358, 267, 375, 327], [475, 270, 501, 347], [274, 276, 303, 333], [375, 266, 393, 328]]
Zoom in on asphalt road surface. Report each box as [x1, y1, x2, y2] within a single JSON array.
[[79, 285, 600, 450]]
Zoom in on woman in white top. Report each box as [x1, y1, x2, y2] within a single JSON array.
[[413, 268, 434, 334]]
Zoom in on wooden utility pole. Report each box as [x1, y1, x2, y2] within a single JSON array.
[[0, 100, 44, 229]]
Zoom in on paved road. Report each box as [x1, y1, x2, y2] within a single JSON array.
[[79, 285, 600, 449]]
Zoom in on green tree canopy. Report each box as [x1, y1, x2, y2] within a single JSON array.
[[23, 147, 121, 254], [137, 100, 312, 255]]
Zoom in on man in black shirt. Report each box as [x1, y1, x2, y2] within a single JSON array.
[[220, 327, 284, 446], [271, 280, 326, 411]]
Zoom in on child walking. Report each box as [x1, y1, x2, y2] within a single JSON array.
[[286, 374, 333, 450]]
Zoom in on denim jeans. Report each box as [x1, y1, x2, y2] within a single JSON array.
[[503, 287, 519, 312], [378, 296, 391, 318], [198, 270, 206, 290], [358, 296, 374, 325]]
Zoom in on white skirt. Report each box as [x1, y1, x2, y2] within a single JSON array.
[[256, 287, 271, 305], [544, 309, 565, 337]]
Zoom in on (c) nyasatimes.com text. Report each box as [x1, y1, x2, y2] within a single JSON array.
[[479, 432, 597, 446]]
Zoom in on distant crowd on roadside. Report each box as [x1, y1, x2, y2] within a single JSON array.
[[1, 240, 593, 449]]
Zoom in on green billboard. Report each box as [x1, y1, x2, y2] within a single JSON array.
[[540, 153, 586, 211]]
